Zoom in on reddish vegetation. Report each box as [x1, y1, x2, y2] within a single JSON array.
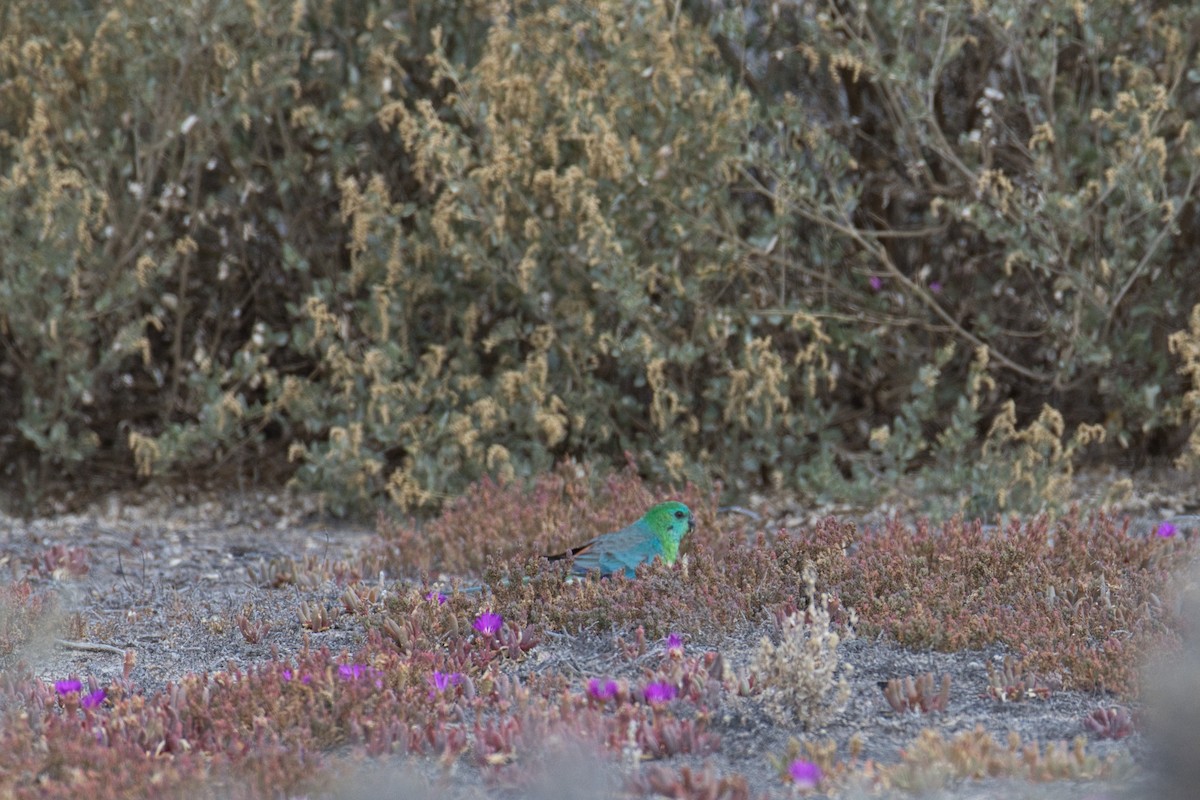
[[800, 513, 1187, 695], [376, 467, 1186, 695], [0, 466, 1190, 796]]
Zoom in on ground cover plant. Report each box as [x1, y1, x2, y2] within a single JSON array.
[[0, 468, 1196, 798]]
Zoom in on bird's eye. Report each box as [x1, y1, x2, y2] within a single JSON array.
[[674, 511, 685, 519]]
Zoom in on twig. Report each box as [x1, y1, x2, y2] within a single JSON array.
[[55, 639, 128, 656], [717, 505, 763, 522]]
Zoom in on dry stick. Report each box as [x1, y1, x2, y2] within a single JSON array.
[[718, 505, 762, 522], [55, 639, 127, 656]]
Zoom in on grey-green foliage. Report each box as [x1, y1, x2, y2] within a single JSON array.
[[717, 0, 1200, 440], [0, 116, 135, 467], [280, 0, 838, 511], [1, 0, 1198, 516], [0, 0, 498, 500]]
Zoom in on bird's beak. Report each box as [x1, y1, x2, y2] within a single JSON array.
[[687, 518, 695, 535]]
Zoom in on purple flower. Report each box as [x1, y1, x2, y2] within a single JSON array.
[[425, 590, 447, 605], [55, 679, 83, 694], [473, 611, 503, 636], [929, 280, 943, 294], [664, 632, 684, 657], [429, 671, 462, 694], [643, 681, 676, 705], [338, 663, 367, 681], [789, 759, 823, 789], [587, 678, 619, 701], [869, 275, 883, 291], [82, 689, 106, 709], [1156, 521, 1177, 538], [281, 669, 293, 681]]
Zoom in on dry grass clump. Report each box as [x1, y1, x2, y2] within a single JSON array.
[[876, 726, 1130, 793], [749, 563, 853, 729]]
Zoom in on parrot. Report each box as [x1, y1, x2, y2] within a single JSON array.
[[443, 501, 695, 595], [547, 500, 695, 578]]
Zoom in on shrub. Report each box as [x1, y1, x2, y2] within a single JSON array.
[[3, 0, 1200, 515], [749, 563, 853, 729], [701, 0, 1200, 460]]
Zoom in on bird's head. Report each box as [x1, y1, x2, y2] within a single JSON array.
[[644, 501, 694, 544]]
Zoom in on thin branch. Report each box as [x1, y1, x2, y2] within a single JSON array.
[[56, 639, 127, 656], [733, 164, 1051, 383], [1106, 162, 1200, 330]]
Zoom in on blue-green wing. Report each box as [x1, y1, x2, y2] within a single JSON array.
[[566, 519, 664, 578]]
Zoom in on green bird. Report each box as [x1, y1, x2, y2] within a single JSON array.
[[547, 501, 695, 578]]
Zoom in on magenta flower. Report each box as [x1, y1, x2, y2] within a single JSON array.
[[55, 679, 83, 694], [341, 664, 382, 684], [664, 632, 684, 657], [929, 280, 943, 294], [643, 681, 676, 705], [1156, 521, 1177, 538], [473, 611, 503, 636], [587, 678, 619, 701], [281, 669, 293, 681], [428, 671, 462, 694], [338, 663, 367, 681], [869, 275, 883, 291], [789, 759, 823, 788], [82, 689, 106, 709], [425, 590, 447, 605]]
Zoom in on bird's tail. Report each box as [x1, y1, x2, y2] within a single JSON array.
[[545, 541, 594, 562]]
